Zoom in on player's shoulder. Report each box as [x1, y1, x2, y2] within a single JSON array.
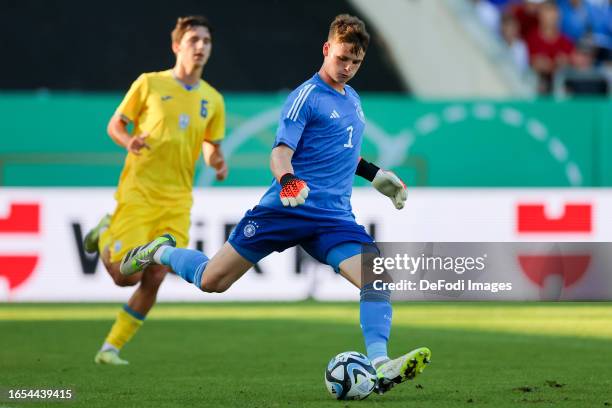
[[131, 70, 174, 90], [198, 79, 224, 102], [138, 70, 172, 82], [285, 74, 323, 106], [344, 84, 361, 100]]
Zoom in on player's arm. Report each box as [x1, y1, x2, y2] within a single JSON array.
[[107, 114, 150, 155], [108, 74, 150, 155], [270, 144, 309, 207], [356, 157, 407, 210], [270, 144, 294, 179], [201, 93, 228, 181], [271, 84, 315, 207], [203, 141, 228, 181]]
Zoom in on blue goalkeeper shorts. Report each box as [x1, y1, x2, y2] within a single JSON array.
[[228, 205, 377, 272]]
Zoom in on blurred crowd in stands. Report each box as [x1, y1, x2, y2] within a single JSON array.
[[472, 0, 612, 95]]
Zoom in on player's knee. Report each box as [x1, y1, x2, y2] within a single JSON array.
[[201, 282, 227, 293], [112, 274, 138, 287], [201, 276, 231, 293], [108, 264, 139, 287]]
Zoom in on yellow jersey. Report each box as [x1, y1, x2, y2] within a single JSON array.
[[114, 69, 225, 207]]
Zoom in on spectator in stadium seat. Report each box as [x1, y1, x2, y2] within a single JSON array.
[[488, 0, 521, 11], [591, 0, 612, 65], [558, 0, 598, 44], [526, 0, 575, 93], [508, 0, 545, 39], [501, 13, 530, 73]]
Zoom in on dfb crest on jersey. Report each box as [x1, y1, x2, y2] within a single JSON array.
[[243, 220, 259, 238], [355, 103, 365, 123], [179, 114, 190, 129]]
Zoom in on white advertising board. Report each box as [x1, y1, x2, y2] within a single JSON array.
[[0, 188, 609, 301]]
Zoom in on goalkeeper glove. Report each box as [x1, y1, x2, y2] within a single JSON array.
[[356, 158, 407, 210], [372, 169, 408, 210], [279, 173, 309, 207]]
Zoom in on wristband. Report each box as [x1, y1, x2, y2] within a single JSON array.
[[355, 158, 380, 182], [280, 173, 298, 187]]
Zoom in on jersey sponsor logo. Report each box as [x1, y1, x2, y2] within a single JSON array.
[[200, 99, 208, 118], [243, 220, 259, 238], [161, 95, 172, 101], [179, 114, 190, 129], [330, 110, 340, 119]]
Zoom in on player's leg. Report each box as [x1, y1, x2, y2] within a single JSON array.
[[330, 245, 394, 369], [100, 246, 142, 287], [83, 213, 111, 254], [94, 254, 144, 365], [84, 213, 142, 287], [93, 205, 158, 365], [152, 242, 254, 292], [120, 206, 288, 292], [301, 235, 394, 367], [311, 220, 431, 394], [120, 206, 301, 293], [122, 206, 189, 312], [197, 207, 302, 291], [336, 251, 431, 394], [125, 265, 168, 313], [94, 261, 167, 366]]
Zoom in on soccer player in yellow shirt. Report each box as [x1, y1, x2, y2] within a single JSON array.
[[83, 15, 227, 365]]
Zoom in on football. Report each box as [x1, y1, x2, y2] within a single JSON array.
[[324, 351, 377, 400]]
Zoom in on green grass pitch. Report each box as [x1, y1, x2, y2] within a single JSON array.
[[1, 302, 611, 407]]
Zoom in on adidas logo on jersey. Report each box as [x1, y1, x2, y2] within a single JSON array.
[[330, 110, 340, 119]]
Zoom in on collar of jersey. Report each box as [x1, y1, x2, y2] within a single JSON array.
[[313, 73, 348, 97], [171, 71, 201, 91]]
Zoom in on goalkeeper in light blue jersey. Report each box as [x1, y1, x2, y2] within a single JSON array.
[[119, 14, 430, 395]]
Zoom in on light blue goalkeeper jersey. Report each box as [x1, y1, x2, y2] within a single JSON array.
[[258, 73, 366, 220]]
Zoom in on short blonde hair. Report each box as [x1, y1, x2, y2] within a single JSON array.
[[328, 14, 370, 54]]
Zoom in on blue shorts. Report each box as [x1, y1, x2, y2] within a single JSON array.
[[228, 205, 377, 272]]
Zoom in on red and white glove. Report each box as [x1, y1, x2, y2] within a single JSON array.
[[372, 169, 407, 210], [279, 173, 310, 207]]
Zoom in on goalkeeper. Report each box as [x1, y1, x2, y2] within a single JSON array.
[[119, 14, 430, 395]]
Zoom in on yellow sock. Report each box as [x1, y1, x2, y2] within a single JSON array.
[[104, 305, 144, 351]]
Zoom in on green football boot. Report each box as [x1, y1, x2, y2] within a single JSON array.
[[83, 214, 111, 254], [375, 347, 431, 395], [119, 234, 176, 276], [94, 350, 129, 365]]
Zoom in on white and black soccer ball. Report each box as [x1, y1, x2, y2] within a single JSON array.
[[324, 351, 377, 400]]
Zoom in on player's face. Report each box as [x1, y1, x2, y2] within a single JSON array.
[[175, 26, 212, 69], [323, 40, 364, 85]]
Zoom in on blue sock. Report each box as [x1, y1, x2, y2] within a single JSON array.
[[360, 283, 392, 365], [123, 304, 146, 321], [160, 247, 209, 290]]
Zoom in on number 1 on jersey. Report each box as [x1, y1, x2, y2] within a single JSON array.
[[344, 126, 354, 148]]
